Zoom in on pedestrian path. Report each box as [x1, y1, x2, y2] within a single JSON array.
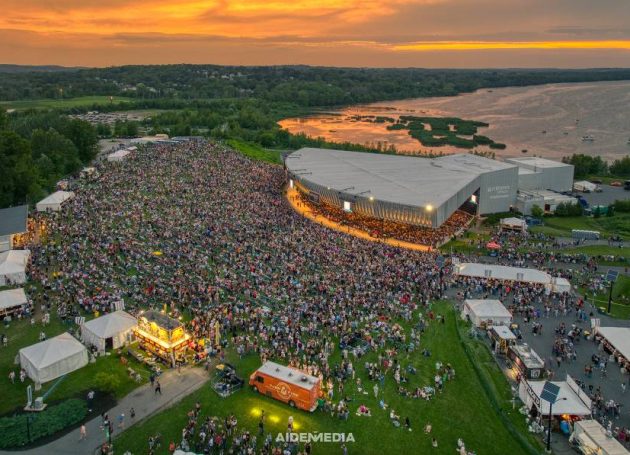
[[0, 367, 208, 455]]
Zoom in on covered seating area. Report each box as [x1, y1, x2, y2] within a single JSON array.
[[0, 288, 29, 318], [461, 299, 512, 328], [81, 310, 137, 352], [19, 332, 89, 383], [36, 191, 75, 212], [0, 249, 30, 286]]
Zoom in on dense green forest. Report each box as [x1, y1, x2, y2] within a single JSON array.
[[562, 154, 630, 178], [2, 65, 630, 208], [0, 109, 97, 207]]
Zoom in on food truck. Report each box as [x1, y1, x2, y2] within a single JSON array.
[[489, 325, 517, 355], [133, 310, 190, 367], [249, 361, 321, 412], [509, 343, 545, 380], [570, 420, 630, 455]]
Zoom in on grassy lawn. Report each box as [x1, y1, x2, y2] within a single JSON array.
[[0, 315, 150, 416], [530, 214, 630, 239], [582, 275, 630, 319], [226, 139, 284, 165], [115, 302, 534, 455], [440, 231, 491, 255], [0, 96, 132, 111]]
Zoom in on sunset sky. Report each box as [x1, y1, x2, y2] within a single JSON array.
[[2, 0, 630, 67]]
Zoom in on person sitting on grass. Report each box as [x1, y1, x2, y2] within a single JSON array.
[[390, 409, 401, 427], [356, 404, 371, 417]]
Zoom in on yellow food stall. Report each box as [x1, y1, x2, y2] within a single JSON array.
[[134, 310, 190, 367]]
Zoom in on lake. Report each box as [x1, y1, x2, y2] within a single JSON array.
[[279, 80, 630, 161]]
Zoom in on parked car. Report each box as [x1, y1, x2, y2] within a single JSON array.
[[610, 181, 622, 187]]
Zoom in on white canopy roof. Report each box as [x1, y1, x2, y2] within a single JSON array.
[[0, 249, 30, 285], [36, 191, 75, 212], [464, 299, 512, 319], [0, 288, 27, 311], [500, 217, 527, 228], [522, 378, 592, 416], [19, 332, 88, 383], [83, 311, 136, 338], [456, 263, 551, 284], [491, 325, 517, 340], [596, 327, 630, 361]]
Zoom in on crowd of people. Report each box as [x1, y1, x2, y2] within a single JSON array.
[[294, 192, 473, 248]]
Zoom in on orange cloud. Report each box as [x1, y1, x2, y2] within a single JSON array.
[[392, 40, 630, 51]]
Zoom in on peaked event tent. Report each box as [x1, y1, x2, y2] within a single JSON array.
[[19, 333, 88, 383], [0, 288, 28, 315], [36, 191, 75, 212], [462, 299, 512, 327], [107, 149, 131, 162], [81, 311, 137, 351], [0, 249, 30, 286]]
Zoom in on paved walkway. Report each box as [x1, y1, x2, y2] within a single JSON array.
[[1, 367, 209, 455]]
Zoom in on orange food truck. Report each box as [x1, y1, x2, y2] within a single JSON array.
[[249, 361, 321, 412]]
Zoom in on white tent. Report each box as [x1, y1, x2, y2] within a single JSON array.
[[551, 277, 572, 294], [519, 375, 592, 417], [500, 217, 527, 232], [595, 327, 630, 364], [574, 180, 597, 193], [81, 310, 137, 351], [19, 333, 88, 383], [0, 249, 30, 286], [107, 149, 131, 162], [454, 263, 571, 294], [36, 191, 75, 212], [0, 288, 28, 316], [570, 420, 630, 455], [462, 299, 512, 327]]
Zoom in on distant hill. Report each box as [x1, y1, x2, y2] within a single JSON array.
[[0, 64, 86, 73]]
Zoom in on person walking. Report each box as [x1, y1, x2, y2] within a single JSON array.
[[373, 383, 379, 398], [130, 407, 135, 419], [79, 424, 87, 441], [155, 379, 162, 395]]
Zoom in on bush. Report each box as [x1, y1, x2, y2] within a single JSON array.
[[614, 199, 630, 213], [0, 399, 87, 448], [94, 372, 121, 394], [531, 205, 544, 219]]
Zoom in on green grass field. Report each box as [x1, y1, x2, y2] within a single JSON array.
[[0, 96, 132, 111], [582, 275, 630, 319], [0, 315, 150, 416], [226, 139, 284, 165], [530, 214, 630, 240], [115, 302, 539, 455]]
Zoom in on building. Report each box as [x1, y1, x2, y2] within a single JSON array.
[[134, 310, 190, 366], [505, 156, 574, 192], [286, 148, 518, 229], [516, 190, 578, 215], [0, 205, 28, 252]]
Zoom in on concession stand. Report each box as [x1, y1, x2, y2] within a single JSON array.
[[509, 343, 545, 380], [489, 325, 517, 356], [594, 327, 630, 373], [134, 310, 190, 367]]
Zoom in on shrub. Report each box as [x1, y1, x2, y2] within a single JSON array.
[[0, 399, 87, 448], [94, 372, 121, 394]]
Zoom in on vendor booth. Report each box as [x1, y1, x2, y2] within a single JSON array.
[[595, 327, 630, 372], [81, 310, 137, 352], [489, 325, 517, 355], [0, 249, 30, 286], [500, 217, 527, 233], [570, 419, 629, 455], [36, 191, 74, 212], [569, 420, 630, 455], [134, 310, 190, 367], [519, 375, 592, 422], [19, 333, 88, 383], [0, 288, 28, 317], [462, 299, 512, 328], [509, 343, 545, 379]]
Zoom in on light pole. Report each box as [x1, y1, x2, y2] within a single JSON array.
[[546, 397, 567, 453]]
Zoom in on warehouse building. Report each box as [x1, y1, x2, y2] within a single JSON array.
[[504, 156, 574, 192], [286, 148, 518, 229]]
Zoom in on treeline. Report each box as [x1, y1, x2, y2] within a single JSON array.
[[562, 154, 630, 178], [0, 110, 97, 208], [3, 65, 630, 107]]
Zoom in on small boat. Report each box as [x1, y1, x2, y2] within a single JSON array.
[[581, 135, 594, 142]]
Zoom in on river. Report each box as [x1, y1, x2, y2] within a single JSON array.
[[278, 80, 630, 161]]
